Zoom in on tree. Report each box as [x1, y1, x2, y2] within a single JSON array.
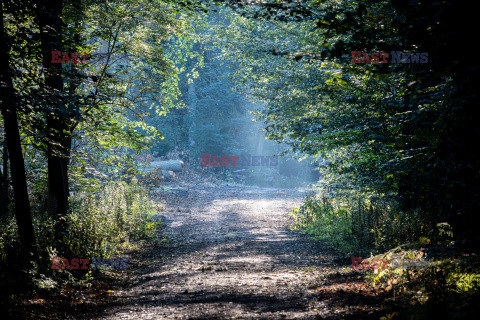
[[210, 0, 480, 247], [0, 0, 36, 260], [35, 0, 72, 232], [0, 0, 205, 261]]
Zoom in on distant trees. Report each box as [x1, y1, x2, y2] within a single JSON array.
[[149, 20, 255, 161]]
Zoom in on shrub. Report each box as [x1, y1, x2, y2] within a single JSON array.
[[65, 180, 160, 258], [290, 191, 431, 256]]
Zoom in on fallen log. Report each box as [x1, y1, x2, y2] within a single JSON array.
[[149, 160, 184, 172], [138, 160, 184, 174]]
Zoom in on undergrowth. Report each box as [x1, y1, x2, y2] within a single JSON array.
[[290, 191, 431, 256], [364, 248, 480, 320], [292, 190, 480, 319], [0, 180, 161, 299]]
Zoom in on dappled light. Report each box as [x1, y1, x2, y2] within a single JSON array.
[[1, 0, 479, 319]]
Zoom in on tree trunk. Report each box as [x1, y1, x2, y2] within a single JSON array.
[[0, 1, 37, 258], [36, 0, 71, 226], [188, 82, 197, 147], [0, 138, 10, 217]]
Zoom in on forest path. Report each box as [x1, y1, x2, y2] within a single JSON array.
[[96, 183, 387, 320]]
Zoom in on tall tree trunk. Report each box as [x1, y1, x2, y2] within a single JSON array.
[[0, 1, 37, 258], [36, 0, 71, 227]]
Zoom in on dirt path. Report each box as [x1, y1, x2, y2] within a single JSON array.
[[92, 184, 392, 320]]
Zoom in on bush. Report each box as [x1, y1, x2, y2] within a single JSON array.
[[290, 191, 431, 256], [0, 179, 161, 301], [65, 180, 160, 258]]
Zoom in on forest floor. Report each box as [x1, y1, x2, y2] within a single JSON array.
[[7, 181, 403, 320]]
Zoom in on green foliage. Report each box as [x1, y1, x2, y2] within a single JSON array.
[[367, 251, 480, 319], [0, 213, 19, 264], [151, 20, 250, 159], [65, 181, 160, 258], [206, 1, 480, 247], [1, 0, 198, 297], [0, 181, 159, 269], [291, 193, 358, 254], [291, 191, 430, 256]]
